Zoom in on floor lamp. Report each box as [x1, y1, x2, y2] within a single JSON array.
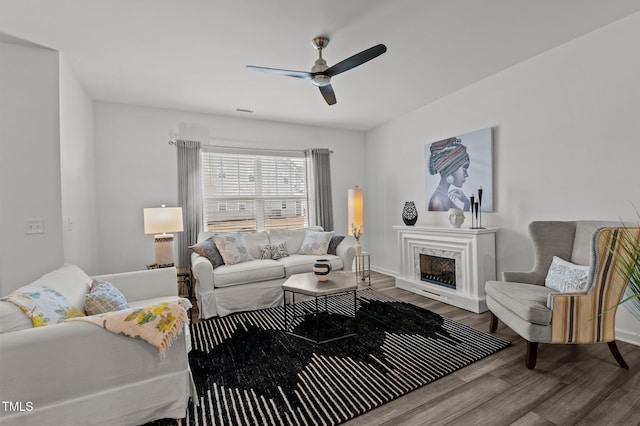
[[348, 186, 363, 256], [143, 206, 183, 267]]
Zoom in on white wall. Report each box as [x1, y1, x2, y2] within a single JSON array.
[[94, 102, 366, 274], [365, 12, 640, 344], [0, 41, 63, 295], [59, 55, 99, 275]]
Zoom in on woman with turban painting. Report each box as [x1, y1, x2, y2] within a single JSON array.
[[428, 137, 471, 211]]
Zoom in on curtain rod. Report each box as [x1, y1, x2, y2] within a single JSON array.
[[168, 140, 333, 154]]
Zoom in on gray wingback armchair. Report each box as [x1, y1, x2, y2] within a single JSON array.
[[485, 221, 637, 369]]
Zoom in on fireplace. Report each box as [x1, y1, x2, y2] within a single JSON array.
[[420, 254, 456, 289], [394, 225, 497, 313]]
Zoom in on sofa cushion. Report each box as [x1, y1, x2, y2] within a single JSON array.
[[189, 237, 225, 269], [278, 254, 343, 277], [545, 256, 590, 294], [485, 280, 553, 326], [213, 259, 285, 288], [242, 231, 270, 259], [127, 295, 183, 309], [259, 241, 289, 260], [85, 280, 129, 315], [269, 226, 322, 254], [298, 231, 334, 255], [214, 233, 254, 265], [28, 264, 93, 313]]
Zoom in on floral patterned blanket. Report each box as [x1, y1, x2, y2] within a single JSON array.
[[66, 298, 192, 355]]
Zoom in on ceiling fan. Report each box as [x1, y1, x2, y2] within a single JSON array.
[[246, 37, 387, 105]]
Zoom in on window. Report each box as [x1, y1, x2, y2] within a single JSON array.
[[202, 150, 308, 233]]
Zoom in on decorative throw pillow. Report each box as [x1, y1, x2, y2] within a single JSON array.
[[84, 280, 129, 315], [298, 231, 334, 255], [189, 237, 225, 269], [545, 256, 590, 293], [259, 241, 289, 260], [1, 286, 85, 327], [327, 235, 345, 255], [213, 233, 254, 265]]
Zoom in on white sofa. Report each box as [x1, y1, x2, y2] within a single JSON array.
[[191, 227, 356, 318], [0, 265, 194, 426]]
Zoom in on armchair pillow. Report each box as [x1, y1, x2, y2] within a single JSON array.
[[189, 237, 225, 269], [214, 233, 254, 265], [298, 231, 334, 255], [85, 280, 129, 315], [544, 256, 590, 293]]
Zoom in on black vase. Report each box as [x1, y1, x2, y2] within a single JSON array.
[[402, 201, 418, 226]]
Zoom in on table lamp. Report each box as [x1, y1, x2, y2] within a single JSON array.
[[143, 205, 183, 267]]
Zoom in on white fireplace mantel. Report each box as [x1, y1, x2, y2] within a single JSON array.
[[393, 225, 498, 313]]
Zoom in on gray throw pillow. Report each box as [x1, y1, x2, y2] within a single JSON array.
[[189, 237, 225, 269], [85, 280, 129, 315], [327, 235, 345, 255]]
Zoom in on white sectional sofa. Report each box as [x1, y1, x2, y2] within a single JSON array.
[[0, 265, 194, 426], [191, 227, 356, 318]]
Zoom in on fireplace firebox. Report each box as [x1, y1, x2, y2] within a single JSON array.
[[420, 254, 456, 289]]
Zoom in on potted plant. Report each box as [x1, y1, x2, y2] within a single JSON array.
[[611, 222, 640, 316]]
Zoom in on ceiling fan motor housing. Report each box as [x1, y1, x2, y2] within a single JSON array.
[[311, 58, 330, 87]]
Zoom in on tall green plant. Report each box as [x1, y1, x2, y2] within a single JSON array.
[[613, 225, 640, 312]]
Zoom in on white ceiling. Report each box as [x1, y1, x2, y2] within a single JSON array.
[[2, 1, 640, 131]]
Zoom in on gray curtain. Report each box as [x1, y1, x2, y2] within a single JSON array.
[[176, 140, 203, 267], [307, 148, 334, 231]]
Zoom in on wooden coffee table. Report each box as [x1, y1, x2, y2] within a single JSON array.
[[282, 272, 358, 344]]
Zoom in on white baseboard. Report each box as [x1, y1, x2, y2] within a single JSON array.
[[616, 328, 640, 346], [370, 265, 398, 277]]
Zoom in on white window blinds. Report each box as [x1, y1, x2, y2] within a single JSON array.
[[201, 150, 308, 233]]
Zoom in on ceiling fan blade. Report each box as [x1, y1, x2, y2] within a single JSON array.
[[246, 65, 312, 80], [325, 44, 387, 77], [319, 84, 337, 105]]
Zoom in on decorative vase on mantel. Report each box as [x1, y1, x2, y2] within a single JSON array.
[[402, 201, 418, 226]]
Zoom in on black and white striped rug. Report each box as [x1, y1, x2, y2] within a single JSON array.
[[175, 289, 509, 425]]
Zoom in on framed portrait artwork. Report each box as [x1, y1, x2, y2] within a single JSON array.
[[424, 127, 493, 212]]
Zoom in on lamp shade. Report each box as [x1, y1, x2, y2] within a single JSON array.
[[347, 186, 363, 236], [143, 207, 184, 234]]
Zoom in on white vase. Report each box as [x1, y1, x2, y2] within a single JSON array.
[[354, 240, 362, 257]]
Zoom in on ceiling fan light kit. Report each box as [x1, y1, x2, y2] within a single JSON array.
[[246, 36, 386, 105]]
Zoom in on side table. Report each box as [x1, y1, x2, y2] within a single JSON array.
[[147, 264, 193, 319], [355, 252, 371, 286]]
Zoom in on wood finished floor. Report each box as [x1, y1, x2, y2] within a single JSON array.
[[191, 271, 640, 426]]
